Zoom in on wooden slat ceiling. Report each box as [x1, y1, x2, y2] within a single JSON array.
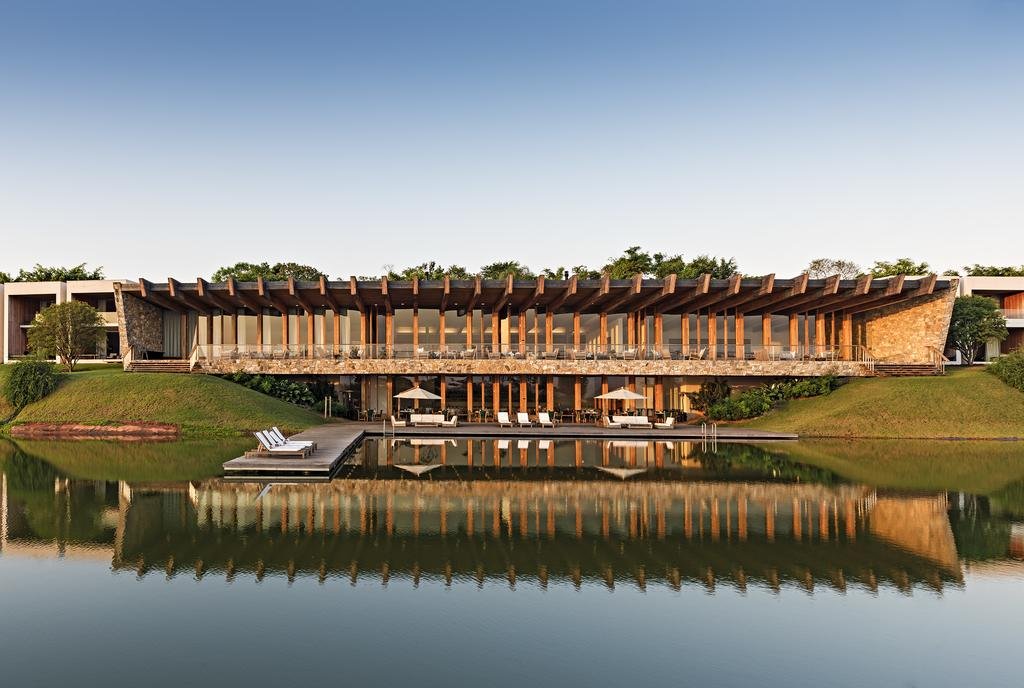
[[124, 274, 951, 316]]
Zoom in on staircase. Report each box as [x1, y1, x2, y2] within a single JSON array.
[[873, 363, 943, 377], [125, 360, 192, 374]]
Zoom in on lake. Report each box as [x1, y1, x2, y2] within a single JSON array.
[[1, 436, 1022, 687]]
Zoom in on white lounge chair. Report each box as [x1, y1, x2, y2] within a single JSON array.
[[538, 412, 557, 428], [441, 416, 458, 427], [498, 412, 514, 427], [613, 415, 654, 429], [270, 427, 315, 448], [654, 417, 675, 430], [253, 431, 310, 457], [517, 412, 533, 427], [603, 416, 622, 429], [390, 415, 407, 427]]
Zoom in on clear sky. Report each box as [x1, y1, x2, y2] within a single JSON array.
[[1, 0, 1022, 280]]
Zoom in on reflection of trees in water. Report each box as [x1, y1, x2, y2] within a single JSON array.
[[4, 447, 61, 491], [948, 493, 1013, 561], [988, 479, 1024, 520], [691, 443, 841, 484]]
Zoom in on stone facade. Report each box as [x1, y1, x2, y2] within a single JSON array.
[[864, 281, 957, 363], [114, 285, 164, 360], [198, 356, 871, 378]]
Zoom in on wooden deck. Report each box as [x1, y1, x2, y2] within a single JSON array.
[[222, 421, 795, 480]]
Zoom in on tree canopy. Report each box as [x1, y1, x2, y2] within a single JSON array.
[[870, 258, 931, 277], [946, 295, 1008, 366], [959, 264, 1024, 277], [385, 262, 472, 280], [26, 301, 106, 372], [211, 262, 326, 282], [7, 264, 105, 282], [479, 261, 536, 280], [806, 258, 862, 279]]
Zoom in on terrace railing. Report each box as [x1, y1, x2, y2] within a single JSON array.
[[197, 342, 874, 368]]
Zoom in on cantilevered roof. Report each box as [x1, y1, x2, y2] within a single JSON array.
[[122, 273, 952, 316]]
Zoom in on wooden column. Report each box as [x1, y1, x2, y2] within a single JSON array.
[[681, 314, 690, 355], [518, 312, 526, 354], [814, 312, 826, 353], [491, 311, 499, 353], [386, 377, 393, 415], [412, 308, 419, 353], [574, 376, 582, 411], [734, 312, 745, 360], [466, 377, 474, 418], [722, 313, 729, 358], [439, 310, 446, 351], [654, 377, 664, 412], [546, 376, 554, 411], [788, 314, 799, 354], [627, 312, 635, 348], [841, 312, 853, 360], [545, 311, 553, 352], [466, 311, 473, 348], [492, 377, 500, 414], [803, 314, 811, 352], [573, 312, 581, 349], [707, 311, 717, 359], [654, 313, 663, 352], [599, 313, 608, 354], [306, 310, 314, 358], [206, 314, 214, 349], [440, 376, 446, 410], [519, 379, 527, 412], [230, 311, 238, 347], [281, 309, 289, 351], [331, 310, 340, 355], [256, 310, 264, 353], [761, 313, 772, 353]]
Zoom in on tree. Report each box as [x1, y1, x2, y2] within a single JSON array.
[[26, 301, 106, 372], [0, 271, 10, 283], [807, 258, 862, 279], [603, 246, 655, 279], [14, 263, 104, 282], [602, 247, 738, 279], [540, 265, 602, 279], [674, 254, 738, 279], [386, 262, 472, 280], [870, 258, 931, 277], [211, 261, 325, 282], [480, 261, 535, 280], [961, 264, 1024, 277], [946, 295, 1008, 365]]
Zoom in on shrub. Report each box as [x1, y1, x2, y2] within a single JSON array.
[[687, 378, 731, 413], [223, 372, 320, 408], [3, 360, 61, 410], [705, 374, 843, 421], [988, 348, 1024, 392]]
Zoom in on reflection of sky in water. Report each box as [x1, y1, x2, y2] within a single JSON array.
[[1, 438, 1023, 687]]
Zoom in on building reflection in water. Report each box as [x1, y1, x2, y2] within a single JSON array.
[[1, 438, 1021, 593]]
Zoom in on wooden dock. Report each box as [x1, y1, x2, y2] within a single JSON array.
[[222, 425, 365, 480], [222, 421, 795, 480]]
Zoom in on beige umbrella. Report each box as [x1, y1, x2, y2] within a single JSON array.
[[394, 385, 442, 415], [594, 386, 646, 414]]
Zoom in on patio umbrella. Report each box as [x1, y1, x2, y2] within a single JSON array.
[[594, 386, 646, 414], [393, 385, 442, 415]]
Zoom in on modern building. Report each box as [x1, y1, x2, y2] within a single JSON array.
[[957, 276, 1024, 362], [1, 279, 122, 363], [113, 272, 956, 416]]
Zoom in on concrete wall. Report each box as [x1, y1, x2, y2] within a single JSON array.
[[2, 281, 64, 363], [863, 285, 957, 363]]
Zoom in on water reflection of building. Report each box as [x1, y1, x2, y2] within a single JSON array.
[[0, 470, 978, 593]]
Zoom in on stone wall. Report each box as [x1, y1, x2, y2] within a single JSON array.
[[114, 285, 164, 359], [198, 356, 871, 378], [864, 283, 957, 363]]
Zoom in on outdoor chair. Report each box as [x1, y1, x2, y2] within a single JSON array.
[[271, 427, 316, 449], [654, 417, 675, 430], [517, 412, 533, 427], [602, 416, 622, 429], [252, 431, 311, 457], [538, 412, 557, 428], [390, 415, 407, 427], [497, 412, 514, 427]]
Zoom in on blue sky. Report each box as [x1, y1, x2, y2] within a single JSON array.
[[1, 0, 1022, 279]]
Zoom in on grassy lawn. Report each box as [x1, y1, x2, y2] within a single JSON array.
[[0, 366, 13, 420], [4, 366, 324, 436], [743, 367, 1024, 439]]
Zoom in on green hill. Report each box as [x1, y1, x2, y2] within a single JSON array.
[[743, 367, 1024, 439], [2, 367, 324, 437]]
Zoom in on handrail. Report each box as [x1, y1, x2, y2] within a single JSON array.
[[188, 344, 200, 372], [926, 345, 950, 374]]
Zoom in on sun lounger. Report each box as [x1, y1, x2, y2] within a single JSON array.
[[498, 412, 514, 427], [390, 415, 407, 427], [538, 412, 557, 427], [517, 412, 533, 427], [270, 427, 316, 449], [603, 416, 622, 429], [252, 431, 311, 457], [441, 416, 458, 427], [613, 415, 653, 429], [654, 417, 675, 430]]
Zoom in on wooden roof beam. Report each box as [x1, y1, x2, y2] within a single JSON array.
[[197, 278, 239, 312], [841, 274, 940, 316], [600, 274, 644, 313], [319, 276, 342, 312], [575, 273, 611, 312], [463, 276, 483, 313], [288, 277, 316, 313], [380, 277, 392, 314], [137, 278, 183, 312], [722, 273, 808, 315], [656, 273, 712, 313], [546, 275, 578, 312], [227, 277, 267, 313], [709, 273, 777, 314], [786, 274, 871, 315], [256, 276, 291, 314], [492, 274, 515, 313], [630, 274, 677, 313], [439, 276, 451, 313], [167, 278, 211, 314], [776, 274, 843, 315], [349, 277, 366, 313]]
